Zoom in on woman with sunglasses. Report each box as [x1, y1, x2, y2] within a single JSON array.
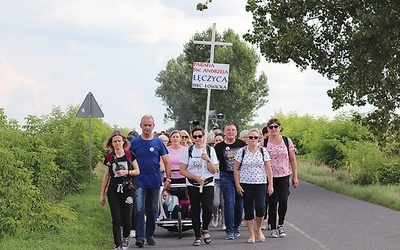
[[180, 130, 192, 147], [180, 127, 218, 246], [265, 118, 298, 238], [234, 129, 274, 243]]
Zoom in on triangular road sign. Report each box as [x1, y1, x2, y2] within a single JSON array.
[[76, 92, 104, 118]]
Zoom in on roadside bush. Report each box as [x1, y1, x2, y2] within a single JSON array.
[[378, 161, 400, 185], [0, 133, 75, 236], [345, 141, 387, 185], [307, 115, 373, 169], [0, 107, 111, 236], [313, 138, 347, 168], [277, 112, 328, 155]]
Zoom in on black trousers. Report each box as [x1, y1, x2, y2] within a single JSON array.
[[107, 188, 134, 246], [241, 183, 267, 220], [187, 185, 214, 238], [267, 175, 290, 229]]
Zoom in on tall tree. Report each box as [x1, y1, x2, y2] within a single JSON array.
[[155, 28, 269, 131], [244, 0, 400, 146]]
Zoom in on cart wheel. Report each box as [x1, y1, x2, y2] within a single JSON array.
[[178, 212, 182, 239]]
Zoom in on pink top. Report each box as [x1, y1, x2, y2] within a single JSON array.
[[167, 145, 186, 179], [266, 137, 295, 178]]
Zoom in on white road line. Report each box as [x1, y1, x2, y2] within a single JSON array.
[[286, 221, 330, 250]]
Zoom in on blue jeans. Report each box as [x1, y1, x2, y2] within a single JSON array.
[[220, 172, 243, 234], [134, 187, 160, 241]]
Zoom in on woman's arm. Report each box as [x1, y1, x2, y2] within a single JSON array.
[[180, 162, 205, 185], [201, 151, 217, 174], [100, 166, 109, 206], [265, 161, 274, 196], [233, 160, 243, 196], [289, 151, 298, 188], [130, 159, 140, 176]]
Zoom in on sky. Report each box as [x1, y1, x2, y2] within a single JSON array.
[[0, 0, 362, 132]]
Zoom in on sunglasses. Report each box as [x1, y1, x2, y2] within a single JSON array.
[[268, 125, 279, 129], [248, 136, 259, 140], [182, 136, 189, 139], [192, 135, 203, 139]]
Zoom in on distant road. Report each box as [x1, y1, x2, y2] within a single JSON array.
[[128, 180, 400, 250]]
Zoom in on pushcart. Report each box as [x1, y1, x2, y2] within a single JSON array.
[[156, 183, 192, 239]]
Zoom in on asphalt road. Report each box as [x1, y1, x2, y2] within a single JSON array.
[[126, 180, 400, 250]]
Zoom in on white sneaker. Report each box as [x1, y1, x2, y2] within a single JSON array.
[[122, 237, 130, 250], [270, 229, 278, 238], [261, 219, 268, 230], [278, 225, 286, 237], [221, 223, 226, 231], [212, 216, 218, 228], [129, 230, 136, 238]]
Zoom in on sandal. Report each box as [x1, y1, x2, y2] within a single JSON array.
[[247, 236, 255, 243], [201, 229, 212, 244], [192, 238, 201, 246], [256, 231, 265, 242]]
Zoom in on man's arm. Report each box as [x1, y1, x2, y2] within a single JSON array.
[[161, 154, 171, 189]]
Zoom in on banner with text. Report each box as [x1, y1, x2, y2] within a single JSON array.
[[192, 62, 229, 90]]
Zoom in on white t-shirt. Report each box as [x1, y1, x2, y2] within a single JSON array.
[[180, 145, 218, 187], [235, 146, 271, 184]]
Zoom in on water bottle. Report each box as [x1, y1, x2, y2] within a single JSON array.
[[167, 196, 173, 219]]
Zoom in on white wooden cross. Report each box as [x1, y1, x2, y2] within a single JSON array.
[[193, 23, 232, 192]]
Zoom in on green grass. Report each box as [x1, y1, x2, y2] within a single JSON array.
[[0, 170, 113, 250], [298, 160, 400, 211]]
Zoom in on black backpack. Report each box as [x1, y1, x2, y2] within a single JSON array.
[[238, 145, 266, 170], [263, 136, 290, 156], [188, 145, 211, 159]]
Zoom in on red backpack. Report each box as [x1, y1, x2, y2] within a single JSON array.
[[105, 150, 139, 189], [106, 150, 132, 171]]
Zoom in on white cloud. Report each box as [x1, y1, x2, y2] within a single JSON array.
[[0, 0, 351, 131], [0, 56, 52, 121]]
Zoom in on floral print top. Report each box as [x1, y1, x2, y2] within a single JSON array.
[[266, 137, 295, 178]]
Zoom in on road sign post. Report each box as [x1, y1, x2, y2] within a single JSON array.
[[193, 23, 232, 192], [76, 92, 104, 183]]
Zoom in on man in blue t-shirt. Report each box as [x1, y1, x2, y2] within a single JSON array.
[[129, 115, 171, 247]]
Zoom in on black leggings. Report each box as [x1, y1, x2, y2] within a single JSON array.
[[108, 189, 134, 246], [187, 185, 214, 238], [241, 183, 267, 220], [268, 175, 290, 229]]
